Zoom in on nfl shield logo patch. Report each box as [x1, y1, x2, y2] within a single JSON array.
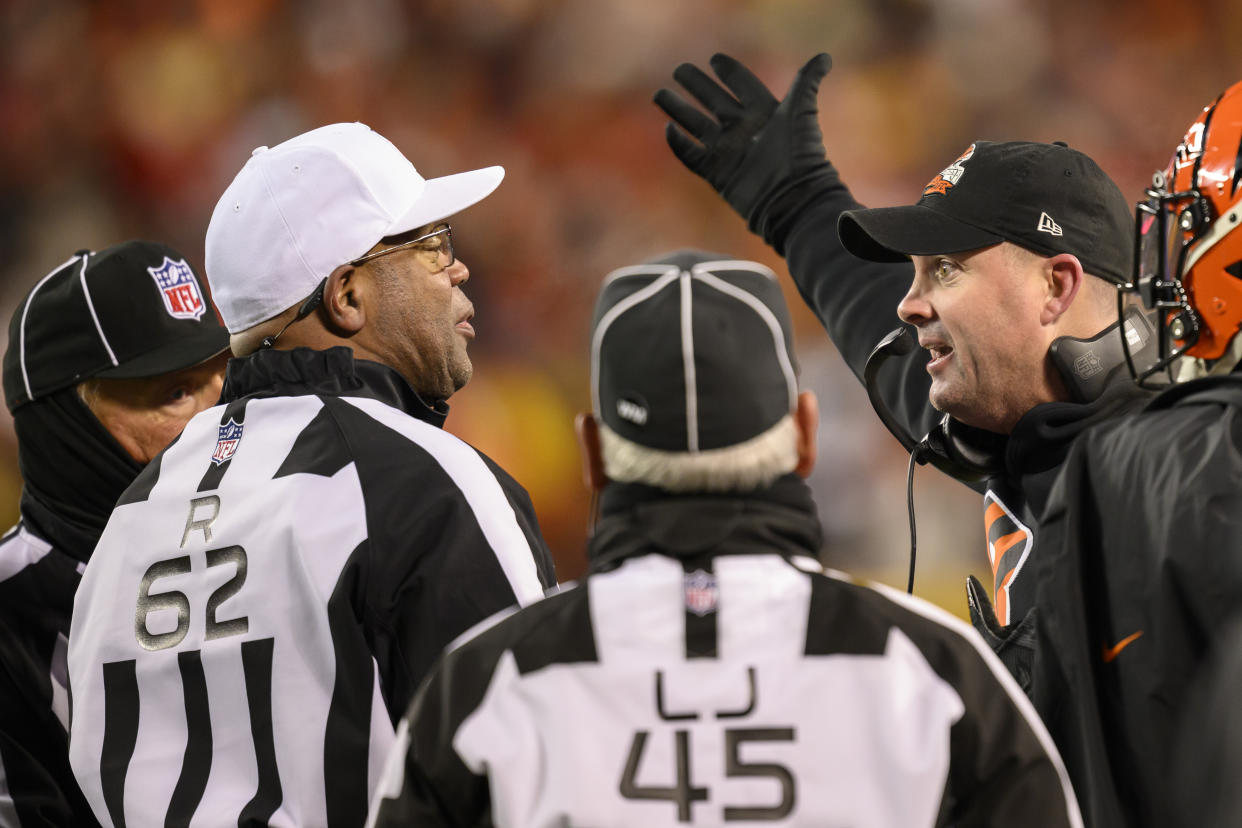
[[683, 569, 718, 617], [148, 257, 206, 321], [212, 419, 244, 466]]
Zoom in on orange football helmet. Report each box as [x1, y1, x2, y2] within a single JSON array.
[[1132, 79, 1242, 382]]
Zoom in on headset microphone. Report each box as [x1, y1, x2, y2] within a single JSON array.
[[864, 328, 1007, 593], [863, 327, 921, 454], [864, 328, 1004, 483], [260, 278, 329, 351]]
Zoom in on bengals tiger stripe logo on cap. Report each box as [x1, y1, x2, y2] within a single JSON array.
[[923, 143, 977, 197]]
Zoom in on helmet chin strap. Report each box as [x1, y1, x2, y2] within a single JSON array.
[[1174, 331, 1242, 381]]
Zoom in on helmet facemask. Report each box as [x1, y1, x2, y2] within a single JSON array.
[[1125, 82, 1242, 386]]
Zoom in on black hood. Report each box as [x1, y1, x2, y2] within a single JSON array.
[[1006, 379, 1153, 477], [14, 387, 144, 563]]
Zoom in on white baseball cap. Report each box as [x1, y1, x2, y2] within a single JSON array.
[[205, 122, 504, 333]]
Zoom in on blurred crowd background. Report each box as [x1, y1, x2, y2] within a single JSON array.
[[1, 0, 1238, 616]]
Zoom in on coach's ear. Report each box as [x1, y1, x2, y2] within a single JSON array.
[[574, 412, 608, 492], [1042, 252, 1085, 325]]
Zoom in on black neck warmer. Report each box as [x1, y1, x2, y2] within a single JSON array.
[[14, 387, 143, 563], [588, 474, 823, 572]]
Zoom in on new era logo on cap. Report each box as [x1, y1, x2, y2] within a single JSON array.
[[1037, 212, 1064, 236], [617, 397, 648, 426]]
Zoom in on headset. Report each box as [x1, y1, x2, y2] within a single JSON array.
[[863, 327, 1008, 593], [260, 278, 328, 350], [864, 317, 1159, 592], [864, 308, 1160, 484]]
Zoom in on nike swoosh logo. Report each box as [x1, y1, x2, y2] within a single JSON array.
[[1102, 631, 1144, 663]]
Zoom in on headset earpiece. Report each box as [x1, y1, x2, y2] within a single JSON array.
[[920, 415, 1005, 482]]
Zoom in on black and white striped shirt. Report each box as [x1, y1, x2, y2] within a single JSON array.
[[0, 524, 99, 827], [368, 506, 1082, 827], [67, 347, 556, 827]]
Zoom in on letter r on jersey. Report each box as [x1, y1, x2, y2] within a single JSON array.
[[182, 496, 222, 548]]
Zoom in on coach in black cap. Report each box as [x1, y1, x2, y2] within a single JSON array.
[[657, 52, 1154, 606], [655, 51, 1204, 822], [0, 240, 228, 826]]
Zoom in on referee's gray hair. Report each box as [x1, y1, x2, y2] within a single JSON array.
[[599, 413, 799, 493]]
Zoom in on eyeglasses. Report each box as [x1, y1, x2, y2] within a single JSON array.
[[349, 224, 454, 272]]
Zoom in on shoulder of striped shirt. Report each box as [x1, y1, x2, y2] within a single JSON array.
[[857, 574, 1084, 826], [0, 523, 56, 583], [444, 580, 583, 655]]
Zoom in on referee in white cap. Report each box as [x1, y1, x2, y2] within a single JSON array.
[[66, 123, 556, 827]]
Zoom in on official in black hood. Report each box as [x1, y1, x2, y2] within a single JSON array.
[[0, 240, 229, 825]]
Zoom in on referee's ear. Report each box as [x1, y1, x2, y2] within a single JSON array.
[[574, 412, 608, 492], [321, 264, 367, 336], [793, 390, 818, 478]]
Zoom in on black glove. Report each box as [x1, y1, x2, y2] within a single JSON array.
[[654, 52, 840, 254], [966, 574, 1038, 693]]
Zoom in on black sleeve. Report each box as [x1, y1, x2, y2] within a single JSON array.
[[477, 452, 558, 589], [0, 555, 101, 827], [1174, 614, 1242, 826], [369, 637, 502, 828], [0, 713, 93, 828], [939, 644, 1080, 827], [1150, 407, 1242, 633], [1030, 402, 1242, 827], [893, 611, 1081, 827], [780, 180, 941, 444], [1042, 401, 1242, 664], [323, 399, 552, 720], [363, 481, 545, 721]]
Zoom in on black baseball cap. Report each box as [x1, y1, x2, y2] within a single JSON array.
[[838, 140, 1134, 285], [3, 240, 230, 412], [591, 250, 798, 452]]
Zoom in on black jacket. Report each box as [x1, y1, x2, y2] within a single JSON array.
[[1028, 376, 1242, 828], [0, 525, 101, 828], [0, 387, 141, 828]]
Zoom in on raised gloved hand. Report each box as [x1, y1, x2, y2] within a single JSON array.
[[654, 52, 839, 253]]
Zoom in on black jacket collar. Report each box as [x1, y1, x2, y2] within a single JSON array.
[[588, 474, 822, 571], [221, 346, 449, 428], [1004, 378, 1153, 476]]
